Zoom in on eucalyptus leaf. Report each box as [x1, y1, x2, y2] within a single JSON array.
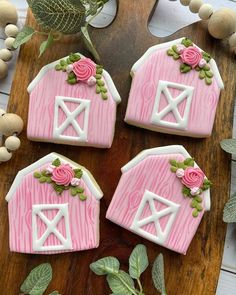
[[20, 263, 52, 295], [13, 26, 35, 49], [81, 26, 100, 62], [152, 254, 167, 295], [39, 31, 54, 57], [129, 244, 149, 279], [223, 193, 236, 223], [90, 257, 120, 275], [220, 139, 236, 155], [30, 0, 86, 34], [107, 271, 136, 295]]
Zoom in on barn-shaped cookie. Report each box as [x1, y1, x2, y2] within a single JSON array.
[[6, 153, 103, 254], [125, 37, 224, 137], [27, 53, 121, 148], [106, 145, 211, 255]]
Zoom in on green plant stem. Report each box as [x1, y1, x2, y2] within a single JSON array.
[[137, 279, 143, 293]]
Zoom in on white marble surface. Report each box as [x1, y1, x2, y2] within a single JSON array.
[[0, 1, 236, 294]]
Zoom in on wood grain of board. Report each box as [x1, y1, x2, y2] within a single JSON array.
[[0, 1, 235, 294]]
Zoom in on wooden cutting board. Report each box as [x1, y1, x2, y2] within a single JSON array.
[[0, 1, 235, 294]]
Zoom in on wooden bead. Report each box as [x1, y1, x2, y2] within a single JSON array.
[[5, 24, 19, 37], [5, 136, 21, 151], [208, 8, 236, 39], [4, 37, 15, 50], [0, 48, 12, 62], [180, 0, 191, 6], [189, 0, 204, 13], [0, 1, 18, 27], [199, 4, 213, 20], [0, 113, 23, 136], [229, 33, 236, 48], [0, 59, 8, 79], [0, 147, 12, 162]]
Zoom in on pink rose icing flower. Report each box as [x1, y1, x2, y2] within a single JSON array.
[[182, 167, 205, 189], [190, 187, 201, 196], [73, 58, 96, 82], [51, 164, 75, 186], [176, 168, 185, 178], [71, 177, 80, 186], [180, 46, 202, 68]]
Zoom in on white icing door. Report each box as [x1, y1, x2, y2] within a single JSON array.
[[151, 80, 194, 130], [53, 96, 90, 142], [130, 190, 180, 245], [32, 203, 72, 252]]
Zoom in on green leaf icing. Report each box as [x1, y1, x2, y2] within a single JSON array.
[[167, 38, 213, 85], [169, 157, 212, 218], [33, 158, 87, 200], [55, 53, 107, 100], [20, 263, 52, 295]]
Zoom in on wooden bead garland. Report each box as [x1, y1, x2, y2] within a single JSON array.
[[0, 109, 23, 164], [178, 0, 236, 54], [0, 0, 19, 80]]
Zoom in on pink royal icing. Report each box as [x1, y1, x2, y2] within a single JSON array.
[[180, 46, 202, 68], [182, 167, 205, 189], [73, 58, 96, 82], [51, 164, 75, 186], [71, 177, 81, 186]]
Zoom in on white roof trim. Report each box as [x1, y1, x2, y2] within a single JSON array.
[[131, 37, 224, 90], [121, 145, 211, 211], [27, 53, 121, 104], [6, 153, 103, 202]]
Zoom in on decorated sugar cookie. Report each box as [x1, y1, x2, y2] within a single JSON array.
[[6, 153, 103, 254], [27, 53, 121, 148], [125, 37, 224, 137], [106, 145, 211, 255]]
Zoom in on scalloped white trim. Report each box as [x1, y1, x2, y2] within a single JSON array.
[[131, 37, 224, 90], [121, 145, 211, 211], [27, 53, 121, 104], [6, 152, 103, 202]]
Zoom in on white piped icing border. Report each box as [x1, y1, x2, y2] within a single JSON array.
[[6, 152, 103, 202], [27, 53, 121, 104], [131, 37, 224, 90], [121, 145, 211, 211]]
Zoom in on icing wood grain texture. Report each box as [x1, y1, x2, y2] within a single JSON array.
[[0, 0, 235, 294]]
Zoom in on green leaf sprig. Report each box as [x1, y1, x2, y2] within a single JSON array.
[[20, 263, 60, 295], [13, 0, 109, 61], [90, 244, 167, 295]]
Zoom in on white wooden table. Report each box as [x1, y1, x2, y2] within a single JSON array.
[[0, 1, 236, 293]]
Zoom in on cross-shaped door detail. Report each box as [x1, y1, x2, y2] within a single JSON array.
[[151, 80, 194, 130], [130, 190, 180, 245], [32, 203, 72, 251], [53, 96, 90, 142]]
